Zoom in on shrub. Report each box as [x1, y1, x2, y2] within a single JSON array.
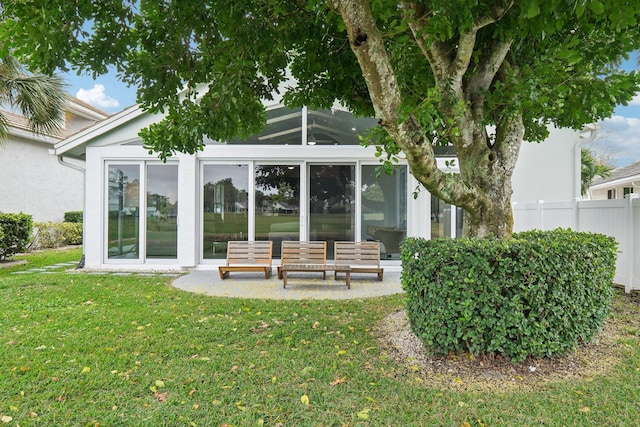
[[64, 211, 83, 223], [0, 213, 33, 260], [401, 229, 618, 362], [31, 222, 83, 249]]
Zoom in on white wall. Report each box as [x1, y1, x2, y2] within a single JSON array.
[[511, 127, 582, 204], [0, 137, 83, 222]]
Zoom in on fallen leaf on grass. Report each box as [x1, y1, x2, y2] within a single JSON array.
[[579, 406, 591, 414], [331, 377, 346, 386], [154, 392, 168, 403], [357, 409, 370, 420], [0, 416, 12, 423], [300, 394, 310, 405]]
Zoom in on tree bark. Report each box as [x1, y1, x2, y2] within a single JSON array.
[[332, 0, 521, 239]]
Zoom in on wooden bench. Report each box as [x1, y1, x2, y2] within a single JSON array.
[[218, 241, 273, 279], [333, 241, 384, 281], [278, 241, 331, 288]]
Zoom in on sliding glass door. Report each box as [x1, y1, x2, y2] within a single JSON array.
[[202, 164, 250, 259], [255, 164, 300, 257], [309, 164, 355, 258]]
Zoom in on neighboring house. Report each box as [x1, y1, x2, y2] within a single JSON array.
[[0, 97, 109, 222], [54, 100, 586, 271], [589, 159, 640, 200]]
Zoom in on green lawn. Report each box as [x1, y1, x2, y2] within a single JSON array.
[[1, 248, 639, 426]]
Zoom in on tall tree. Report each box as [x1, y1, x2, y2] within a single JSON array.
[[0, 54, 67, 144], [2, 0, 638, 237]]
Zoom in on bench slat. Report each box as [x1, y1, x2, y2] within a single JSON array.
[[219, 241, 273, 279], [333, 241, 384, 281]]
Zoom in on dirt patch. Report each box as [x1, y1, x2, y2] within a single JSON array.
[[374, 291, 640, 392]]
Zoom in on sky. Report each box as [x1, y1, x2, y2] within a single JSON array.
[[62, 58, 640, 169]]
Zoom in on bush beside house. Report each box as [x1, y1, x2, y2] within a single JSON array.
[[401, 229, 618, 362], [0, 213, 33, 260]]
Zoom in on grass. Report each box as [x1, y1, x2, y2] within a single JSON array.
[[1, 248, 640, 426]]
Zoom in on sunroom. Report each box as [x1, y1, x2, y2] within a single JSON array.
[[55, 100, 579, 271]]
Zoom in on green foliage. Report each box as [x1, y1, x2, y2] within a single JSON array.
[[64, 211, 83, 223], [32, 222, 83, 249], [581, 148, 614, 196], [0, 213, 33, 260], [401, 229, 618, 362]]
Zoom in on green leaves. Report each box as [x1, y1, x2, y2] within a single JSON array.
[[401, 229, 618, 362]]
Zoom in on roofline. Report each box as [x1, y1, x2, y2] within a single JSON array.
[[590, 175, 640, 190], [54, 104, 147, 156], [66, 97, 111, 121]]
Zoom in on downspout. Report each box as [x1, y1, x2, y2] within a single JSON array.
[[56, 154, 87, 268]]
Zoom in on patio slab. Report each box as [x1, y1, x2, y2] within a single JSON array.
[[172, 268, 404, 300]]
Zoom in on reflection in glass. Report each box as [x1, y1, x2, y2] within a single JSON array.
[[431, 195, 453, 239], [361, 165, 407, 259], [309, 164, 355, 258], [203, 164, 249, 259], [108, 165, 140, 259], [146, 165, 178, 258], [307, 109, 378, 145], [255, 165, 300, 257], [229, 107, 303, 145]]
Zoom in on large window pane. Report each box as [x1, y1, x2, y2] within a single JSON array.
[[255, 165, 300, 258], [309, 164, 355, 258], [361, 165, 407, 259], [108, 165, 140, 259], [203, 164, 249, 259], [146, 165, 178, 258]]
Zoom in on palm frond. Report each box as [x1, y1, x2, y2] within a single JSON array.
[[0, 55, 68, 138]]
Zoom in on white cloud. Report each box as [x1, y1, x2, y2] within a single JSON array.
[[629, 92, 640, 106], [595, 115, 640, 166], [75, 84, 120, 109]]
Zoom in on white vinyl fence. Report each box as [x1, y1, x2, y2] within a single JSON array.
[[513, 195, 640, 293]]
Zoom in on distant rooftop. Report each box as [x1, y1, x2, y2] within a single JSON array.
[[591, 159, 640, 186]]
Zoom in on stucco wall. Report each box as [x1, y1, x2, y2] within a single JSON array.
[[0, 137, 83, 222], [511, 127, 582, 204]]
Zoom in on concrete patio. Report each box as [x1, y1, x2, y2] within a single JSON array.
[[172, 266, 404, 300]]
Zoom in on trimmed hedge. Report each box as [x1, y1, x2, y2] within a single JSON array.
[[0, 213, 33, 260], [64, 211, 83, 223], [401, 229, 618, 362], [31, 222, 83, 249]]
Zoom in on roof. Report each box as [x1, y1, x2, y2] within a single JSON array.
[[591, 159, 640, 188], [2, 95, 110, 142]]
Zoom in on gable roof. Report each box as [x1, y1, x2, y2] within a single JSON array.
[[2, 96, 110, 144], [591, 159, 640, 188]]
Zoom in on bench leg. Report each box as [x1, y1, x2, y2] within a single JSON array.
[[378, 271, 384, 281], [345, 271, 351, 289], [283, 271, 287, 288], [265, 268, 272, 279], [219, 268, 228, 280]]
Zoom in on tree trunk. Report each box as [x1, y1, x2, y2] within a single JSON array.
[[332, 0, 522, 239]]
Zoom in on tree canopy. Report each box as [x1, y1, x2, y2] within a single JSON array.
[[2, 0, 639, 237]]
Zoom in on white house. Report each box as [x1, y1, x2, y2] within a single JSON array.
[[0, 97, 109, 222], [53, 100, 587, 271], [589, 159, 640, 200]]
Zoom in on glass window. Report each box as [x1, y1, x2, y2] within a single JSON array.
[[229, 107, 303, 145], [255, 165, 300, 257], [361, 165, 407, 259], [307, 109, 378, 145], [431, 195, 460, 239], [146, 165, 178, 259], [107, 165, 140, 259], [309, 164, 355, 258], [202, 164, 249, 259]]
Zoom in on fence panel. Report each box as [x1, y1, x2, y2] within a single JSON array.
[[513, 197, 638, 292]]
